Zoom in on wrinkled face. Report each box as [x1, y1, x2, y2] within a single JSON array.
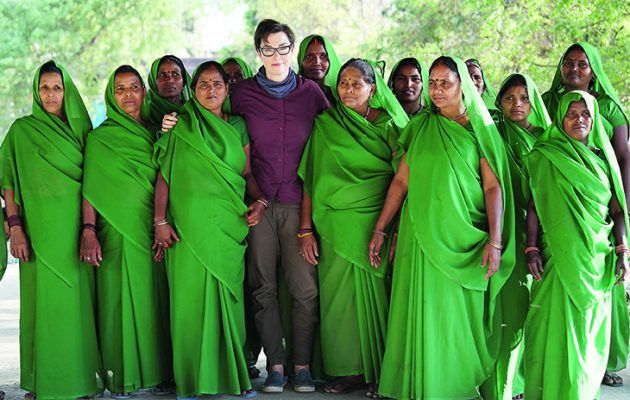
[[301, 41, 329, 81], [562, 100, 592, 142], [223, 60, 245, 88], [195, 67, 228, 111], [500, 85, 531, 124], [467, 64, 484, 94], [114, 72, 146, 117], [337, 67, 375, 112], [258, 32, 294, 79], [561, 48, 594, 90], [428, 65, 462, 110], [393, 64, 422, 104], [156, 60, 184, 99], [39, 72, 64, 117]]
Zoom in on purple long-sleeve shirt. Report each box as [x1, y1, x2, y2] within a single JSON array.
[[231, 75, 329, 204]]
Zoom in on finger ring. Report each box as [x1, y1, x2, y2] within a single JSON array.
[[86, 257, 91, 261]]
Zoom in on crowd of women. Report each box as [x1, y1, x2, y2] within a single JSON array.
[[0, 17, 628, 400]]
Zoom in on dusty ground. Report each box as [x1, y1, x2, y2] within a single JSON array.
[[1, 264, 629, 399]]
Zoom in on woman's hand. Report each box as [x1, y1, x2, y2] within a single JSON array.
[[79, 229, 102, 267], [154, 223, 180, 249], [162, 112, 179, 132], [299, 234, 319, 266], [527, 250, 544, 281], [153, 244, 165, 262], [10, 226, 30, 262], [481, 244, 501, 279], [246, 202, 266, 227], [368, 233, 385, 268], [615, 255, 628, 285]]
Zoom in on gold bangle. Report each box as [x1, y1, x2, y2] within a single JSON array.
[[297, 231, 313, 238], [487, 239, 503, 250], [153, 218, 168, 227], [373, 229, 388, 237]]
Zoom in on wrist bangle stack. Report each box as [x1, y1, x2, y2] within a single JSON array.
[[256, 198, 269, 209], [297, 228, 313, 238], [7, 215, 22, 229], [81, 223, 97, 233], [487, 239, 503, 250], [373, 229, 388, 238], [153, 218, 168, 227], [615, 244, 629, 255], [524, 246, 540, 254]]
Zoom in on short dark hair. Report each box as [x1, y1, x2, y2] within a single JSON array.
[[254, 19, 295, 49], [158, 55, 186, 75], [338, 58, 376, 85], [114, 65, 145, 88], [191, 61, 228, 90], [498, 74, 527, 101], [39, 61, 63, 81], [388, 57, 422, 89], [429, 56, 460, 80]]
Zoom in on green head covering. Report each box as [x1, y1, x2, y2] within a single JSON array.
[[496, 73, 551, 129], [221, 57, 254, 79], [104, 66, 154, 139], [297, 34, 341, 92], [146, 55, 193, 126], [387, 57, 430, 107], [527, 90, 628, 311], [466, 58, 497, 110], [546, 42, 627, 123]]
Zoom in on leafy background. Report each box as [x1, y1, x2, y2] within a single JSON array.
[[1, 0, 628, 137]]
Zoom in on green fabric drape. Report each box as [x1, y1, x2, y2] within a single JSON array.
[[524, 90, 627, 399], [387, 57, 430, 107], [467, 58, 498, 110], [0, 211, 6, 281], [154, 97, 251, 397], [0, 61, 102, 399], [542, 42, 629, 135], [379, 56, 515, 399], [83, 69, 172, 393], [145, 55, 193, 127], [481, 73, 551, 400], [297, 34, 341, 99]]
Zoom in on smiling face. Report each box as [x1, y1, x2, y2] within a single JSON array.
[[337, 66, 375, 112], [560, 47, 594, 91], [39, 72, 64, 117], [194, 67, 228, 113], [114, 72, 146, 118], [500, 85, 531, 125], [258, 32, 294, 81], [467, 64, 484, 94], [393, 64, 422, 104], [156, 60, 184, 101], [562, 99, 592, 143], [428, 64, 462, 110], [301, 40, 329, 82]]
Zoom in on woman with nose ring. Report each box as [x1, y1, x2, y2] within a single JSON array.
[[297, 34, 341, 103], [465, 58, 497, 110], [154, 60, 258, 400], [146, 55, 193, 128], [542, 42, 630, 388], [369, 56, 515, 399], [480, 73, 551, 400], [298, 58, 408, 396], [82, 65, 173, 399], [0, 60, 102, 400], [524, 91, 628, 399]]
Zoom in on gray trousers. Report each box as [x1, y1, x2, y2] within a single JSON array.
[[246, 201, 319, 366]]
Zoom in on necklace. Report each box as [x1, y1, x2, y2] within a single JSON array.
[[364, 106, 371, 119], [451, 107, 467, 121], [526, 122, 532, 131]]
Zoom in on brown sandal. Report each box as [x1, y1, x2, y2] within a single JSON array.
[[324, 377, 365, 395]]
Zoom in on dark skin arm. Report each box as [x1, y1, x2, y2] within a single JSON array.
[[153, 171, 178, 261], [298, 192, 318, 265], [4, 188, 30, 262], [369, 155, 409, 268], [526, 199, 544, 280], [80, 198, 102, 266], [480, 158, 503, 279], [611, 126, 630, 206], [610, 194, 628, 284], [243, 144, 267, 227]]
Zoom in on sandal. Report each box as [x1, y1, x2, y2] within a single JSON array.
[[24, 393, 36, 400], [151, 384, 172, 396], [238, 390, 257, 398], [602, 371, 623, 387], [512, 395, 524, 400], [324, 377, 366, 395], [109, 393, 131, 400], [365, 384, 385, 399]]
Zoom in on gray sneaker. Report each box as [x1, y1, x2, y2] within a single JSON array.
[[262, 371, 288, 393], [292, 368, 316, 393]]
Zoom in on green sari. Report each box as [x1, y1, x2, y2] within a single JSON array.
[[468, 58, 498, 110], [154, 96, 252, 397], [378, 56, 515, 399], [542, 41, 629, 373], [524, 91, 628, 400], [0, 61, 102, 399], [145, 55, 193, 127], [481, 74, 551, 400], [387, 57, 430, 111], [299, 62, 408, 382], [83, 70, 172, 393], [297, 34, 341, 103]]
